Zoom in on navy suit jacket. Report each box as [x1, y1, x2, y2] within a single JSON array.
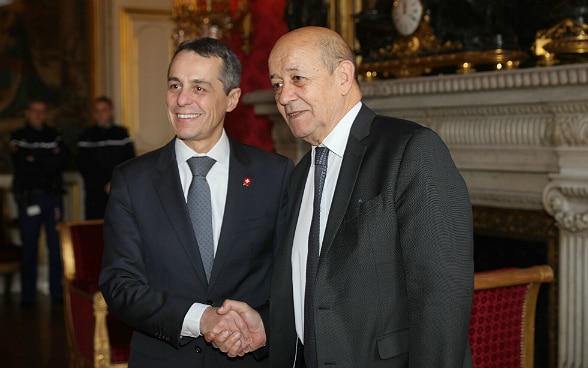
[[99, 137, 292, 368], [266, 105, 474, 367]]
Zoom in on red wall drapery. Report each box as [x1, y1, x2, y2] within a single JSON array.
[[225, 0, 288, 152]]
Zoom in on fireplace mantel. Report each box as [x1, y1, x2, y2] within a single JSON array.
[[244, 63, 588, 368]]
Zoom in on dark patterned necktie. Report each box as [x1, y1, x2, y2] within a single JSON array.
[[186, 156, 216, 282], [304, 146, 329, 368]]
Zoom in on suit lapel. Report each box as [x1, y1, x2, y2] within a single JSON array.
[[208, 140, 250, 289], [321, 105, 374, 258], [274, 151, 310, 321], [284, 153, 311, 255], [154, 139, 209, 286]]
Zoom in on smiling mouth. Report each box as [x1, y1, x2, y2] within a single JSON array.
[[286, 111, 303, 119], [177, 113, 202, 119]]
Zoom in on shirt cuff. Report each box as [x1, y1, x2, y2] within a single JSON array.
[[181, 303, 211, 338]]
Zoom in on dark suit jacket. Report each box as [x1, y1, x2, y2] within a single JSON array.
[[266, 105, 474, 367], [99, 137, 293, 368]]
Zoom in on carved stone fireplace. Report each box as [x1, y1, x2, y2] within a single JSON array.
[[244, 63, 588, 368]]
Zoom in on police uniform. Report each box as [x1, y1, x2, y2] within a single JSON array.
[[10, 122, 69, 304], [77, 123, 135, 219]]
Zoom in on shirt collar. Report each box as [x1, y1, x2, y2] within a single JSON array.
[[175, 129, 230, 166], [319, 102, 362, 157]]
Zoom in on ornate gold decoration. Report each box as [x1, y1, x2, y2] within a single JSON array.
[[378, 17, 457, 58], [171, 0, 251, 53], [360, 49, 529, 79], [358, 15, 527, 79], [93, 292, 112, 368], [535, 19, 588, 65]]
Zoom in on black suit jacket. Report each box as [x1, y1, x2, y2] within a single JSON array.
[[267, 105, 474, 367], [99, 137, 293, 368]]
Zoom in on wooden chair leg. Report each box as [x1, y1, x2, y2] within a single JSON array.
[[4, 272, 12, 296]]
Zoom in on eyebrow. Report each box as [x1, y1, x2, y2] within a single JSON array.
[[270, 66, 301, 80], [167, 76, 214, 89]]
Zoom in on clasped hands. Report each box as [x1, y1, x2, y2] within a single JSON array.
[[200, 299, 265, 357]]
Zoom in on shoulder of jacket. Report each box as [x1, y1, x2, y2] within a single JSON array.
[[234, 141, 292, 168]]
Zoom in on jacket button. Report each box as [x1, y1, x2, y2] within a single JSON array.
[[195, 346, 202, 353]]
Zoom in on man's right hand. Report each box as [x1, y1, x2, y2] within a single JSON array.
[[200, 305, 253, 355], [204, 299, 266, 357]]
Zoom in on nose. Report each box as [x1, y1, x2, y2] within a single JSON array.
[[176, 87, 193, 107], [276, 82, 296, 106]]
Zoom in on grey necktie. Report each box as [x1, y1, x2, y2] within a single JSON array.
[[304, 146, 329, 368], [187, 156, 216, 282]]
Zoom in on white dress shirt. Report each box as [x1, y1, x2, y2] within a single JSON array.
[[292, 102, 362, 343], [177, 130, 230, 338]]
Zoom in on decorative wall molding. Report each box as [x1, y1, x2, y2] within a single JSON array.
[[553, 114, 588, 146], [360, 64, 588, 98], [544, 180, 588, 233], [469, 189, 544, 211], [432, 115, 553, 147]]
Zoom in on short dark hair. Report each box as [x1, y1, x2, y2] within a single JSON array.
[[94, 95, 113, 108], [169, 38, 242, 95], [26, 98, 49, 109]]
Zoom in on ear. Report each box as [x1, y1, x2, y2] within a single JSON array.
[[226, 87, 242, 112], [337, 60, 356, 96]]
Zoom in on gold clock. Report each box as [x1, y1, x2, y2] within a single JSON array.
[[358, 0, 528, 79], [392, 0, 424, 36]]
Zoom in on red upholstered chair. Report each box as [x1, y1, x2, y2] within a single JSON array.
[[58, 220, 132, 368], [469, 265, 554, 368], [0, 189, 21, 298]]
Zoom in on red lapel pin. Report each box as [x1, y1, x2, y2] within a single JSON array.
[[243, 177, 252, 187]]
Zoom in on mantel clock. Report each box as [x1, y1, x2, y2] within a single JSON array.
[[357, 0, 529, 79], [392, 0, 424, 37]]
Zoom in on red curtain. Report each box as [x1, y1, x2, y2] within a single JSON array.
[[225, 0, 288, 152]]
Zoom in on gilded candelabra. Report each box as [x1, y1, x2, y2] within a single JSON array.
[[171, 0, 250, 53]]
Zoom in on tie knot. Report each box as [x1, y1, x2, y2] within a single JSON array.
[[314, 146, 329, 166], [187, 156, 216, 177]]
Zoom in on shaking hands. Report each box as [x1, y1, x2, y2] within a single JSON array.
[[201, 299, 266, 357]]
